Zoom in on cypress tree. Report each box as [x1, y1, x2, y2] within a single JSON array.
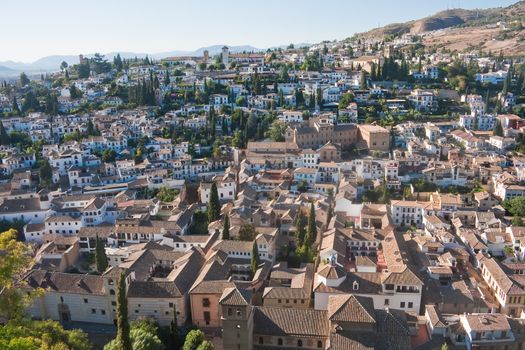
[[222, 215, 230, 240], [502, 72, 511, 95], [95, 235, 108, 273], [306, 203, 317, 246], [116, 272, 132, 350], [12, 96, 20, 115], [251, 242, 260, 275], [295, 210, 306, 246], [207, 182, 221, 222], [494, 119, 504, 137], [309, 93, 315, 109], [0, 122, 9, 145], [316, 87, 323, 107]]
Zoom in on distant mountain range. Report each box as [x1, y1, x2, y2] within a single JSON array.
[[0, 45, 264, 76]]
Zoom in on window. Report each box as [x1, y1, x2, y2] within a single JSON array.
[[169, 303, 174, 308], [297, 339, 303, 347], [384, 299, 389, 306], [204, 311, 210, 325], [317, 340, 323, 348], [101, 310, 106, 315], [202, 298, 211, 307], [400, 302, 406, 308], [408, 302, 413, 308], [110, 289, 115, 295], [60, 296, 64, 302], [236, 309, 241, 316], [111, 301, 116, 306], [259, 337, 263, 344], [84, 298, 88, 303], [91, 309, 96, 314], [228, 308, 233, 316], [278, 338, 283, 346]]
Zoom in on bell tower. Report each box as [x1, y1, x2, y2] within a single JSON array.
[[219, 287, 253, 350]]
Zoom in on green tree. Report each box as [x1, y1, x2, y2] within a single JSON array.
[[238, 223, 256, 241], [295, 210, 307, 245], [129, 328, 164, 350], [38, 158, 53, 187], [113, 54, 123, 72], [267, 121, 286, 142], [12, 96, 20, 115], [307, 92, 314, 109], [0, 229, 33, 319], [503, 197, 525, 218], [512, 216, 524, 226], [222, 215, 230, 240], [232, 130, 243, 148], [156, 187, 179, 202], [77, 62, 90, 79], [87, 120, 96, 136], [207, 183, 221, 222], [316, 87, 323, 107], [63, 131, 81, 142], [105, 318, 164, 350], [101, 149, 117, 163], [493, 119, 504, 136], [0, 319, 91, 350], [251, 242, 260, 275], [306, 203, 317, 246], [116, 272, 132, 350], [338, 92, 354, 110], [197, 340, 214, 350], [183, 329, 205, 350], [0, 229, 91, 349], [95, 235, 108, 273], [19, 72, 30, 86], [235, 96, 247, 107], [0, 122, 10, 145]]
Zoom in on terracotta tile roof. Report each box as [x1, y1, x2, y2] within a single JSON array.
[[219, 287, 252, 306], [327, 294, 375, 324], [253, 306, 329, 337], [24, 270, 105, 295]]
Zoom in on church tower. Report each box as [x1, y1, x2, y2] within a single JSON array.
[[219, 287, 253, 350]]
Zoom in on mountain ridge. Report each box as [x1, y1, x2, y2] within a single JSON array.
[[352, 1, 525, 39], [0, 45, 264, 75]]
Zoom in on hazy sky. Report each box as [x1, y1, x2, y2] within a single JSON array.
[[0, 0, 518, 62]]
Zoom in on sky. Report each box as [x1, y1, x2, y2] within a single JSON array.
[[0, 0, 518, 62]]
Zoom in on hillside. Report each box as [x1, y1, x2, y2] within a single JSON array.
[[354, 0, 525, 50]]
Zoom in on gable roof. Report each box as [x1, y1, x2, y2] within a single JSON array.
[[327, 294, 375, 324], [219, 287, 252, 306]]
